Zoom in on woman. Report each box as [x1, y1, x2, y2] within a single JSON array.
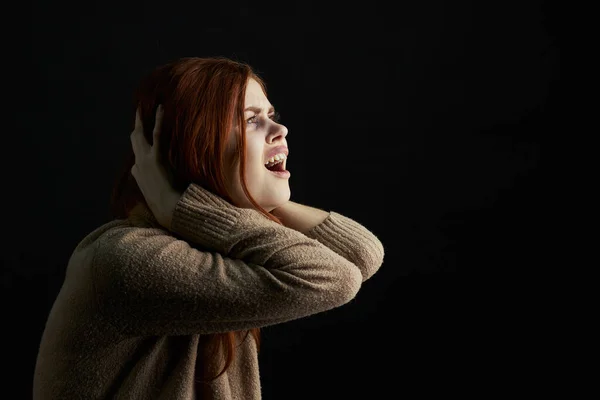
[[33, 56, 385, 399]]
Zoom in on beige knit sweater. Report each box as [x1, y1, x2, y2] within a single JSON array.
[[33, 183, 384, 399]]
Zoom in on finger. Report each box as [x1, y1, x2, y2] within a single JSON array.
[[152, 105, 164, 156], [131, 106, 152, 155], [130, 106, 141, 144], [130, 129, 139, 157], [134, 105, 142, 131]]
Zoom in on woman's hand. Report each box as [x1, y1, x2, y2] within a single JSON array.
[[130, 104, 182, 230], [271, 201, 329, 233]]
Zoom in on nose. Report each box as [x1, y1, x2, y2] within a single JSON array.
[[267, 122, 288, 143]]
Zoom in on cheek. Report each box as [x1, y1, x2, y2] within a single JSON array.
[[244, 142, 264, 170], [243, 160, 265, 184]]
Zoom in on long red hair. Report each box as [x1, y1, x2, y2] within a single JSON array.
[[109, 56, 283, 381]]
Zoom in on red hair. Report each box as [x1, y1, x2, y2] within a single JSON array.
[[109, 56, 283, 382]]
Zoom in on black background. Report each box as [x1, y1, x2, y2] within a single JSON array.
[[4, 0, 560, 398]]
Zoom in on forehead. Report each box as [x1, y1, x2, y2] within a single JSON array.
[[245, 79, 271, 109]]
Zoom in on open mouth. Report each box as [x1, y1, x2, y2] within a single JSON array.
[[265, 159, 286, 172]]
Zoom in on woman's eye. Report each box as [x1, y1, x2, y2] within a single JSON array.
[[247, 112, 281, 125]]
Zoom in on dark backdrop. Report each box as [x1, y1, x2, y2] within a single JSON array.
[[4, 1, 560, 398]]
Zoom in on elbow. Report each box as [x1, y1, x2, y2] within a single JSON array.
[[330, 264, 363, 307], [354, 237, 385, 282]]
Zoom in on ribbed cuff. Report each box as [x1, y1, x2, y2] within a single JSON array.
[[306, 211, 385, 266], [182, 183, 236, 210], [170, 183, 242, 253]]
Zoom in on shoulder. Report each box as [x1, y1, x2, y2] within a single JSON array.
[[75, 214, 173, 259], [93, 219, 174, 254], [87, 219, 187, 283]]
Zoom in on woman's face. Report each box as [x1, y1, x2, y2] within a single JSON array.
[[225, 78, 290, 212]]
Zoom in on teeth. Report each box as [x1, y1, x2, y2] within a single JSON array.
[[265, 153, 287, 165]]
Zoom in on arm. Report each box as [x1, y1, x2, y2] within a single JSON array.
[[92, 183, 363, 337], [272, 201, 384, 282]]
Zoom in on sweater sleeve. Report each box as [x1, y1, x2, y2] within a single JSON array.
[[304, 212, 385, 282], [92, 183, 363, 337]]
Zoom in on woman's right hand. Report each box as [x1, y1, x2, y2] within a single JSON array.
[[130, 104, 182, 230]]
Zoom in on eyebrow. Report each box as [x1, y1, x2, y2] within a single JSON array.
[[244, 106, 275, 114]]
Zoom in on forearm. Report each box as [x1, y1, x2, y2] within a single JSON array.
[[271, 201, 330, 234]]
